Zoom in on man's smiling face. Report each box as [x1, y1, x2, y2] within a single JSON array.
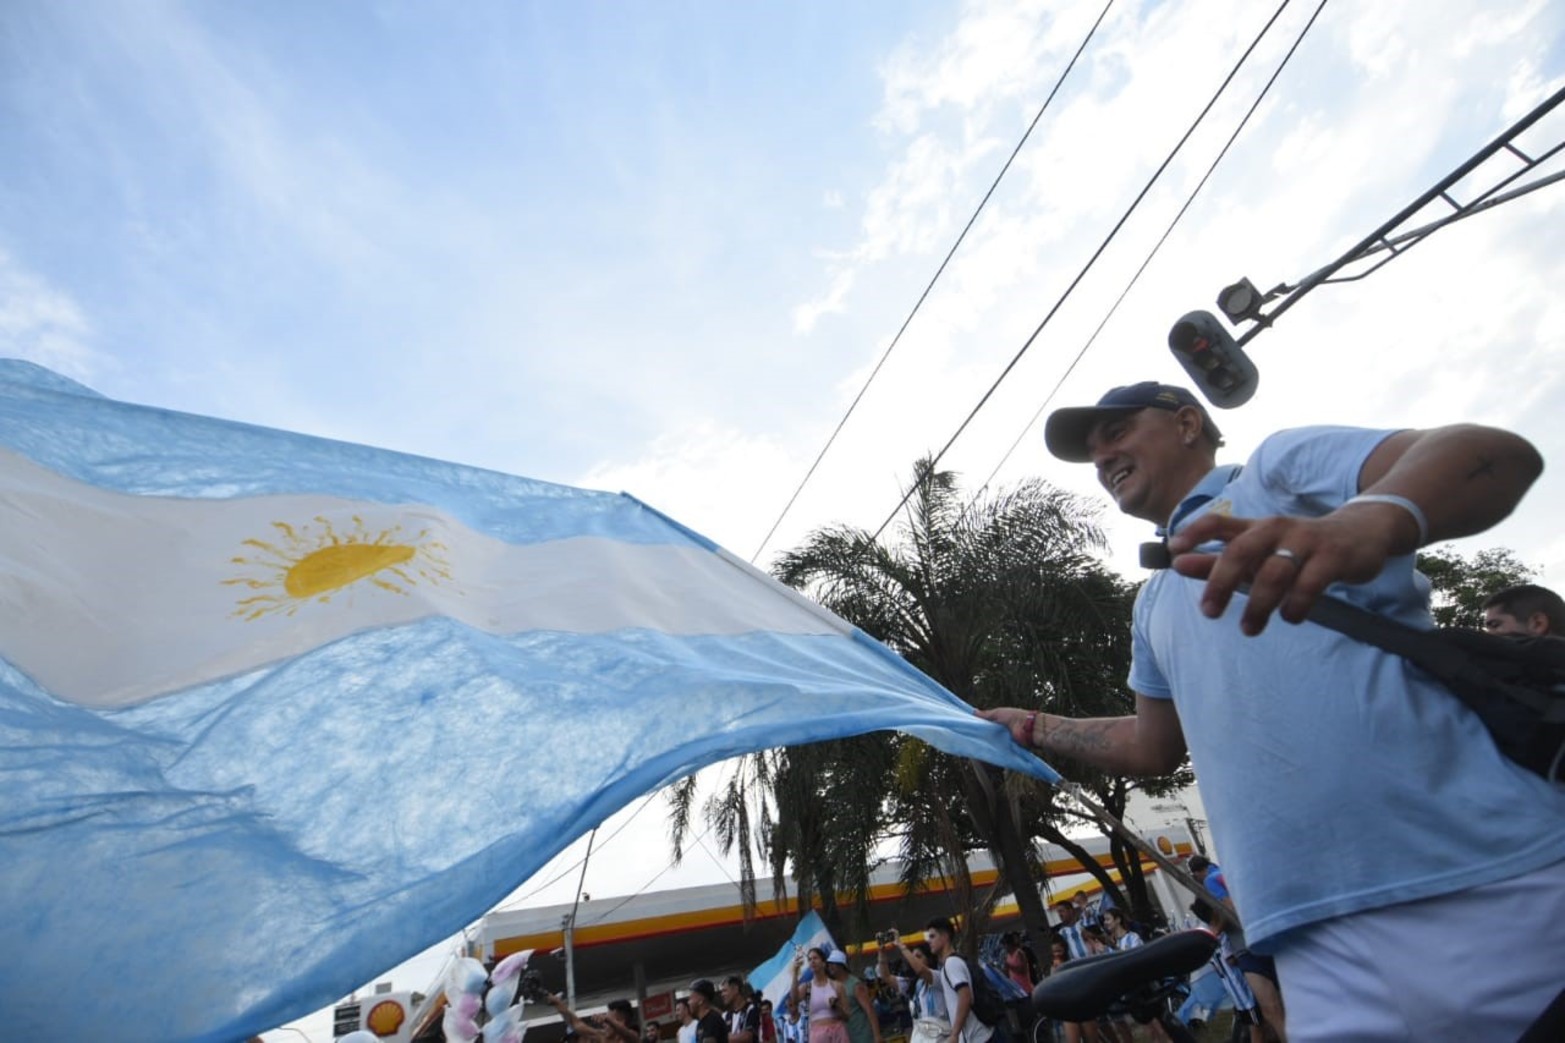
[[1086, 407, 1201, 523]]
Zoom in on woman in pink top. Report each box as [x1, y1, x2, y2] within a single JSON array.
[[790, 947, 850, 1043]]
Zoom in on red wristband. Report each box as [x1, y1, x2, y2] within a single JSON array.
[[1022, 711, 1037, 746]]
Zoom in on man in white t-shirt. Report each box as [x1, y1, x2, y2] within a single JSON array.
[[676, 998, 698, 1043], [923, 917, 993, 1043]]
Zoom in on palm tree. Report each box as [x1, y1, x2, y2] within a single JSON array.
[[672, 458, 1187, 951]]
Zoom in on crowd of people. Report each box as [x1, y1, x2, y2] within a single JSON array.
[[542, 909, 1134, 1043], [543, 954, 877, 1043]]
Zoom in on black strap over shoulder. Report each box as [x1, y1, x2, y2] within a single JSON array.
[[1139, 538, 1565, 783], [1304, 595, 1565, 781]]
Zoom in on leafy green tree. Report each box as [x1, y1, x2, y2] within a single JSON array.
[[1417, 546, 1536, 628]]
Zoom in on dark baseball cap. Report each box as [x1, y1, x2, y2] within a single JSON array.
[[1044, 382, 1220, 463]]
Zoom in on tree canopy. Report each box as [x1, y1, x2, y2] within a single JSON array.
[[1417, 546, 1536, 627]]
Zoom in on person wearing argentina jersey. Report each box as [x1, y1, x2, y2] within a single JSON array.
[[980, 382, 1565, 1043], [1048, 900, 1099, 1043], [1190, 899, 1264, 1043], [1050, 899, 1091, 963], [1189, 855, 1286, 1042]]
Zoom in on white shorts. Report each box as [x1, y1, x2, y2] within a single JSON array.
[[1272, 856, 1565, 1043]]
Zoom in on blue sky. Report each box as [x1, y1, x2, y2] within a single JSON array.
[[5, 0, 1565, 1037], [3, 1, 945, 476], [7, 1, 1564, 569]]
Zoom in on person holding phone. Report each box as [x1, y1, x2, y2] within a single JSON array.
[[792, 948, 850, 1043]]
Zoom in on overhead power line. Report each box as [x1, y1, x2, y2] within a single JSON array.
[[978, 0, 1331, 493], [492, 790, 661, 911], [863, 0, 1298, 547], [749, 0, 1118, 565], [577, 819, 721, 928]]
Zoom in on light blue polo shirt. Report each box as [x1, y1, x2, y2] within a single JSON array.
[[1130, 426, 1565, 950]]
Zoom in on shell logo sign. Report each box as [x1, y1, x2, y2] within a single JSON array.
[[366, 997, 407, 1037]]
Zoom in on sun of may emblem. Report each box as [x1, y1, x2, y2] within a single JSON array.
[[224, 515, 453, 620]]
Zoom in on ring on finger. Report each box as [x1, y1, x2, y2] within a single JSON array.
[[1271, 548, 1302, 567]]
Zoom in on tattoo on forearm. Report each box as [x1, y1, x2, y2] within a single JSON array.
[[1041, 718, 1118, 758]]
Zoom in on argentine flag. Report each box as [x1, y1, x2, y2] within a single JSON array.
[[0, 360, 1059, 1043]]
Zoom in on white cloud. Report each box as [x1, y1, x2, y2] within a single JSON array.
[[0, 250, 107, 381], [575, 421, 801, 559], [792, 265, 858, 334]]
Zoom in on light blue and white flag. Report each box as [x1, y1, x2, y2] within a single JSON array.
[[750, 911, 838, 1010], [0, 360, 1060, 1042]]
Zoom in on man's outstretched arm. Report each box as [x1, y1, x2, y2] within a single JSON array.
[[1170, 423, 1543, 634], [979, 694, 1185, 776]]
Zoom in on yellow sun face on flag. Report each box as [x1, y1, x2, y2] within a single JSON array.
[[224, 515, 453, 620]]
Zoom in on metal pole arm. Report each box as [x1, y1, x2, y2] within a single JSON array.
[[1237, 83, 1565, 346]]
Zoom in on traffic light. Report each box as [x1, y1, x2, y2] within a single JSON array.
[[1167, 310, 1258, 408], [1216, 277, 1266, 324]]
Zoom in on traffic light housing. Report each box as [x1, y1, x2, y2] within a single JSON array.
[[1168, 310, 1258, 408], [1216, 277, 1267, 324]]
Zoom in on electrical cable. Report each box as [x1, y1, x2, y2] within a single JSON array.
[[694, 832, 742, 886], [863, 0, 1298, 547], [976, 0, 1330, 495], [492, 790, 662, 911], [576, 820, 721, 927], [749, 0, 1118, 565]]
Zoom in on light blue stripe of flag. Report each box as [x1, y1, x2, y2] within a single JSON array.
[[0, 360, 1060, 1043]]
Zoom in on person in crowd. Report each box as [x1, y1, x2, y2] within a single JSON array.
[[1000, 932, 1034, 994], [1481, 582, 1564, 637], [777, 992, 806, 1043], [923, 918, 997, 1043], [677, 997, 699, 1043], [722, 975, 762, 1043], [879, 934, 950, 1043], [1099, 908, 1175, 1043], [607, 1000, 644, 1043], [1191, 899, 1265, 1043], [544, 995, 637, 1043], [866, 968, 901, 1034], [1048, 902, 1099, 1043], [1100, 908, 1141, 951], [759, 998, 778, 1043], [644, 1021, 663, 1043], [792, 947, 850, 1043], [689, 980, 730, 1043], [1050, 901, 1090, 963], [828, 950, 882, 1043], [982, 381, 1565, 1042], [1188, 856, 1287, 1042], [1069, 892, 1101, 933]]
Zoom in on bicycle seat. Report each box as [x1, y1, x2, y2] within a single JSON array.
[[1030, 929, 1219, 1022]]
